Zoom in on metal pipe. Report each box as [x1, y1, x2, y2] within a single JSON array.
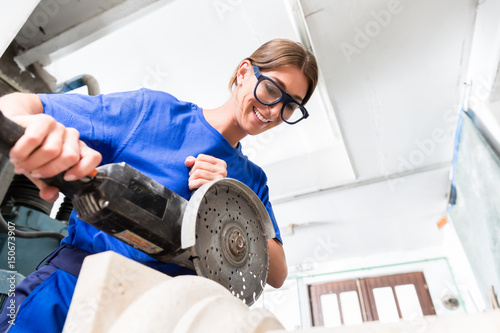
[[54, 74, 100, 96]]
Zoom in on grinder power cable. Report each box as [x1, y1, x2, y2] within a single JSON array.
[[0, 111, 275, 305]]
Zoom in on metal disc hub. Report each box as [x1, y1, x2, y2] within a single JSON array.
[[222, 222, 248, 266]]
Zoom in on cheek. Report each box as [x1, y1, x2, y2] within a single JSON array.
[[244, 88, 256, 102], [241, 81, 257, 102], [242, 94, 258, 112]]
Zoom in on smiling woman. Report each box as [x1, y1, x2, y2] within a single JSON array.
[[228, 39, 318, 105], [206, 39, 318, 140], [0, 38, 318, 331], [252, 65, 309, 124]]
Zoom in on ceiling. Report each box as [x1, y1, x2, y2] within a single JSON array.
[[3, 0, 500, 268], [277, 0, 477, 266]]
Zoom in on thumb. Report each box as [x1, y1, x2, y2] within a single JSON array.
[[184, 156, 196, 167]]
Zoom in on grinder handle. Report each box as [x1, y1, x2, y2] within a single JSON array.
[[0, 110, 96, 198], [0, 110, 25, 156]]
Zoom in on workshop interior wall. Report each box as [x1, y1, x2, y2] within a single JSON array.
[[448, 111, 500, 308], [255, 244, 484, 330], [262, 109, 500, 330]]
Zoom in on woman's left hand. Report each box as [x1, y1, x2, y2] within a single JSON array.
[[184, 154, 228, 190]]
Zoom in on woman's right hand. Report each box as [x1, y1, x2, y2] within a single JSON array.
[[8, 114, 102, 202]]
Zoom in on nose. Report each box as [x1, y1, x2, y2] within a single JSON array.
[[266, 103, 282, 119]]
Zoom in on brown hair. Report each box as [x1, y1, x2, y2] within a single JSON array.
[[229, 39, 319, 105]]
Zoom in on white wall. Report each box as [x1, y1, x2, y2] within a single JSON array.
[[255, 244, 484, 330], [44, 0, 355, 201], [465, 0, 500, 140]]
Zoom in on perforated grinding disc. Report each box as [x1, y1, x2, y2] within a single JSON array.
[[191, 181, 270, 306]]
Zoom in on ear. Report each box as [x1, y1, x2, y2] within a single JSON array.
[[236, 60, 252, 84]]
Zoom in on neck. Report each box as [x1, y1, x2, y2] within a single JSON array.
[[202, 96, 247, 148]]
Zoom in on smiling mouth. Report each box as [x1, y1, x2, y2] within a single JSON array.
[[253, 107, 271, 123]]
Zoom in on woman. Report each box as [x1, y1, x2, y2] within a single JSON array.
[[0, 38, 318, 331]]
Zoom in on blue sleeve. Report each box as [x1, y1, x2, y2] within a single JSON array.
[[38, 89, 147, 165], [253, 171, 282, 244], [265, 195, 282, 244]]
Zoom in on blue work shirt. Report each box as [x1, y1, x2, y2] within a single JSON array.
[[0, 89, 281, 332]]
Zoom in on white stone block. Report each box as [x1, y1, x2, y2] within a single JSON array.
[[63, 251, 170, 333]]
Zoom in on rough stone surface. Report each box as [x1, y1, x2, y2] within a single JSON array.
[[63, 251, 169, 333]]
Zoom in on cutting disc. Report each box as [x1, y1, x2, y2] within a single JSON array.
[[190, 179, 271, 306]]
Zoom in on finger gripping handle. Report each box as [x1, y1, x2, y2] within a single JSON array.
[[0, 111, 94, 198]]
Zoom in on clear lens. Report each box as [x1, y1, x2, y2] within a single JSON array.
[[255, 79, 281, 104], [283, 102, 305, 123], [254, 77, 307, 124]]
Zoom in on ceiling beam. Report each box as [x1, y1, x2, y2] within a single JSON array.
[[272, 162, 451, 204], [14, 0, 167, 68]]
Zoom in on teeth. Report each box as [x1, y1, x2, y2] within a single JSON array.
[[253, 107, 270, 123]]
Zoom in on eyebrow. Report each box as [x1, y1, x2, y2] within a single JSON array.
[[270, 76, 304, 103]]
